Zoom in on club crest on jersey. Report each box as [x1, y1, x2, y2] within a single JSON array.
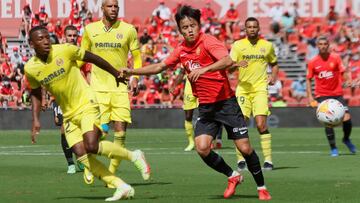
[[116, 33, 123, 40], [196, 47, 201, 55], [56, 58, 64, 66], [260, 48, 266, 54]]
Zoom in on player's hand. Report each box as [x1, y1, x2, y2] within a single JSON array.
[[130, 77, 140, 96], [308, 97, 318, 108], [31, 120, 41, 144], [268, 75, 277, 85], [116, 69, 129, 87], [235, 60, 248, 68], [169, 85, 176, 95], [188, 68, 208, 82], [343, 80, 353, 88]]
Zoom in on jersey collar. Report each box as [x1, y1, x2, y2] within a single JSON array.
[[101, 20, 120, 32]]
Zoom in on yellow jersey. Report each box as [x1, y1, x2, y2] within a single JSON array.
[[25, 44, 96, 118], [81, 20, 140, 92], [230, 38, 277, 92]]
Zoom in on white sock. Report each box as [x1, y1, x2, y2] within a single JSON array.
[[257, 186, 267, 190]]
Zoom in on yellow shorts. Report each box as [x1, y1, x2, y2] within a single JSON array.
[[236, 90, 270, 118], [183, 93, 198, 110], [95, 91, 131, 124], [64, 104, 101, 147]]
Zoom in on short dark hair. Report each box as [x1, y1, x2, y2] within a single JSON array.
[[175, 5, 201, 29], [245, 17, 260, 26], [28, 26, 48, 41], [64, 25, 78, 33]]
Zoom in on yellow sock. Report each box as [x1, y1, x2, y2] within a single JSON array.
[[77, 154, 125, 187], [260, 133, 272, 162], [109, 131, 126, 173], [235, 147, 245, 162], [184, 120, 194, 145], [98, 140, 133, 161]]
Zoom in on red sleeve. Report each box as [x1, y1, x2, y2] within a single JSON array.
[[163, 46, 180, 69], [306, 61, 314, 79], [204, 35, 228, 60]]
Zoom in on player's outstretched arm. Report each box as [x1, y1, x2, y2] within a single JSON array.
[[120, 62, 168, 77], [82, 51, 125, 85], [30, 87, 42, 144], [188, 56, 234, 82]]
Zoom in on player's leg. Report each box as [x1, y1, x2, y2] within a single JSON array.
[[65, 118, 134, 201], [253, 91, 273, 170], [222, 97, 271, 200], [235, 93, 251, 171], [184, 109, 195, 151], [195, 102, 242, 199], [60, 125, 76, 174], [72, 141, 134, 201], [81, 104, 150, 181], [342, 112, 356, 154], [108, 92, 131, 174]]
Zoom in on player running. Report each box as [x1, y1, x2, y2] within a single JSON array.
[[306, 35, 356, 156], [26, 26, 150, 201], [120, 6, 271, 200], [230, 17, 279, 171], [81, 0, 144, 180]]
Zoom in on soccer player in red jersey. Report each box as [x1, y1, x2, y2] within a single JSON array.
[[306, 36, 356, 156], [120, 6, 271, 200]]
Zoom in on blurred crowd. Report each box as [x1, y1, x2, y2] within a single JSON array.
[[1, 0, 360, 109]]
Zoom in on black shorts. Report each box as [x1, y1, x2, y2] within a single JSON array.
[[316, 96, 349, 112], [195, 97, 248, 140], [51, 101, 63, 126]]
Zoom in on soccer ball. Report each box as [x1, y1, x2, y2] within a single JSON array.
[[316, 99, 345, 126]]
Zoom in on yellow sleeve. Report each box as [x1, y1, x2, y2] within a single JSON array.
[[267, 43, 277, 64], [230, 42, 241, 62], [25, 70, 40, 89], [131, 49, 142, 80], [65, 44, 86, 62], [129, 26, 140, 52], [81, 27, 91, 51]]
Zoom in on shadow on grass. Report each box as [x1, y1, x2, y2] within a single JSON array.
[[130, 181, 172, 186], [56, 196, 108, 200], [209, 194, 258, 200], [339, 153, 356, 156], [272, 166, 299, 171]]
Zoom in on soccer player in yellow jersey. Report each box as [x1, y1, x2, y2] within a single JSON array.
[[81, 0, 143, 177], [230, 17, 279, 171], [25, 26, 150, 201]]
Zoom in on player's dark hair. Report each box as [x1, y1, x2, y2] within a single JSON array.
[[64, 25, 78, 33], [175, 5, 201, 29], [28, 26, 48, 42], [245, 17, 260, 26], [316, 35, 329, 44]]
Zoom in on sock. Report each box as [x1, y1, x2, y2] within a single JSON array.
[[77, 154, 125, 187], [98, 140, 133, 161], [325, 127, 336, 149], [235, 147, 245, 162], [61, 133, 74, 166], [342, 119, 352, 141], [260, 131, 272, 163], [184, 120, 195, 145], [200, 150, 233, 177], [244, 150, 265, 187], [109, 131, 126, 174]]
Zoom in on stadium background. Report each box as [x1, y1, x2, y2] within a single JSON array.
[[1, 0, 360, 128]]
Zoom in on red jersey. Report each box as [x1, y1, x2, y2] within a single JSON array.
[[225, 9, 238, 20], [307, 53, 345, 97], [1, 62, 13, 77], [164, 33, 234, 104]]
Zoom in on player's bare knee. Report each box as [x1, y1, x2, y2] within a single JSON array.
[[239, 145, 253, 156], [256, 124, 268, 134], [84, 142, 99, 154], [195, 143, 211, 157]]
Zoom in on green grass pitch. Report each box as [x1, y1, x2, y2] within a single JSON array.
[[0, 128, 359, 202]]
